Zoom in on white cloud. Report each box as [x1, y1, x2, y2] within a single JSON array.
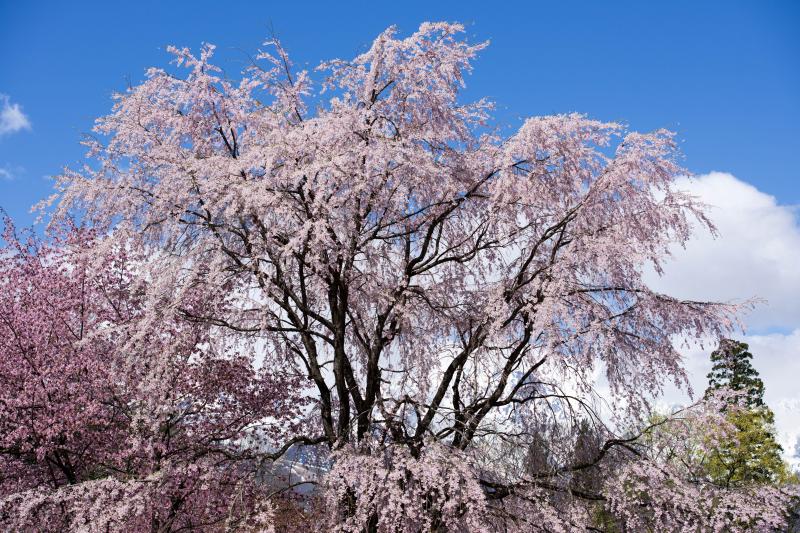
[[0, 94, 32, 136], [0, 164, 24, 181], [646, 172, 800, 466], [647, 172, 800, 330]]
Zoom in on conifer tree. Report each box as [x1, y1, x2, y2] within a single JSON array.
[[704, 339, 787, 487], [707, 339, 765, 409]]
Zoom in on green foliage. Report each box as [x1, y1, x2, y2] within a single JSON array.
[[704, 338, 790, 488], [705, 407, 788, 487]]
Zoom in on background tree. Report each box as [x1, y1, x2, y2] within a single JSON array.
[[0, 219, 299, 531], [605, 396, 791, 532], [571, 419, 604, 494], [704, 339, 789, 487], [707, 338, 765, 408]]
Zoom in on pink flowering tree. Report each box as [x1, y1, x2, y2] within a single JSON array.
[[0, 219, 301, 531], [0, 21, 789, 530], [0, 221, 132, 495]]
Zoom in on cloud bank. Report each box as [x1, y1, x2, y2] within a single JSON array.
[[649, 172, 800, 465], [648, 172, 800, 330]]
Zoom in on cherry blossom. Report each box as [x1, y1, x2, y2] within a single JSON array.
[[1, 21, 791, 530], [0, 220, 296, 530]]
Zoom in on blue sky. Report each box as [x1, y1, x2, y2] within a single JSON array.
[[1, 1, 798, 224]]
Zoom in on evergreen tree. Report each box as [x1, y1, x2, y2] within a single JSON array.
[[704, 339, 788, 487], [571, 419, 603, 493], [525, 429, 554, 477], [571, 420, 623, 533], [707, 339, 765, 409]]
